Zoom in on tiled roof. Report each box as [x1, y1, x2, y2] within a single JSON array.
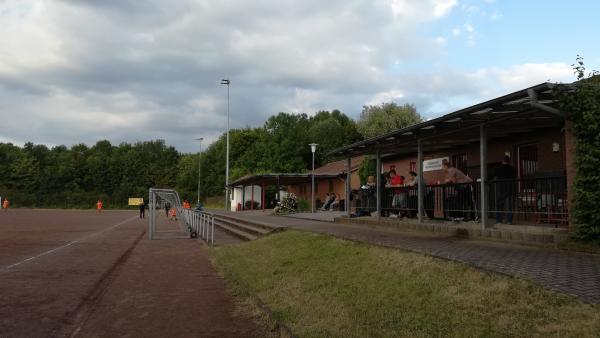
[[313, 156, 363, 175]]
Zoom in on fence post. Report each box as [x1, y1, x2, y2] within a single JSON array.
[[480, 124, 488, 229], [417, 139, 424, 223], [211, 215, 214, 246], [376, 150, 381, 220]]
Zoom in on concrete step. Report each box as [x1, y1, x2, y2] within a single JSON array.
[[214, 217, 271, 236], [334, 216, 568, 247], [214, 220, 258, 241], [213, 213, 282, 232], [212, 227, 246, 246]]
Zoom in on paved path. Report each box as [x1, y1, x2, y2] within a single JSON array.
[[0, 210, 264, 337], [218, 210, 600, 304]]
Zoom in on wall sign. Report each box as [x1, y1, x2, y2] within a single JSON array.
[[422, 157, 449, 172]]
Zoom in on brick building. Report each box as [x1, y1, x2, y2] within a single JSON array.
[[228, 156, 361, 211], [330, 82, 573, 229]]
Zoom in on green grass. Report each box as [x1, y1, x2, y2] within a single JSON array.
[[211, 230, 600, 338], [203, 195, 225, 209]]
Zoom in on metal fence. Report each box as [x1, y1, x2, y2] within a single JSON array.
[[375, 176, 567, 226], [180, 208, 215, 245], [148, 188, 215, 243]]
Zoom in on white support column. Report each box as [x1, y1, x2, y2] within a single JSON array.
[[480, 124, 488, 229], [417, 139, 424, 223], [376, 150, 381, 219], [346, 156, 351, 216], [148, 189, 154, 240]]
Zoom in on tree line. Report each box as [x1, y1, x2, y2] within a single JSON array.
[[0, 104, 422, 208]]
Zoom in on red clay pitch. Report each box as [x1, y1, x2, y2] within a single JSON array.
[[0, 209, 265, 337]]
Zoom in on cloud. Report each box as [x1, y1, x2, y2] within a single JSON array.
[[0, 0, 462, 152], [0, 0, 579, 154], [367, 62, 575, 119]]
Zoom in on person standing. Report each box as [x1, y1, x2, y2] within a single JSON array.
[[139, 200, 146, 219], [164, 202, 170, 218], [442, 159, 473, 220], [491, 155, 517, 225], [388, 170, 405, 218], [96, 200, 103, 213], [2, 198, 9, 211]]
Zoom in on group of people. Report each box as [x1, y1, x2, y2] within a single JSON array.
[[320, 193, 340, 211], [378, 157, 515, 223], [383, 166, 419, 218]]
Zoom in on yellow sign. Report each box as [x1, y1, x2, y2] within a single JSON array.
[[128, 198, 144, 206]]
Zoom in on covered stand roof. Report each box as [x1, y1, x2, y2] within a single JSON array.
[[228, 156, 363, 187], [229, 173, 339, 187], [329, 82, 568, 157]]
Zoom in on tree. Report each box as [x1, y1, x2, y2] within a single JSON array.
[[556, 56, 600, 242], [307, 110, 363, 164], [356, 103, 423, 139]]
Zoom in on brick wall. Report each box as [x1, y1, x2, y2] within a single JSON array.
[[382, 127, 566, 181]]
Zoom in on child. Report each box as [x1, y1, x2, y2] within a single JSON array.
[[169, 207, 178, 221]]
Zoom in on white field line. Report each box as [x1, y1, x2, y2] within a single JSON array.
[[1, 215, 139, 272]]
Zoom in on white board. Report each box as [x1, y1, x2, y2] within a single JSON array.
[[422, 157, 449, 172]]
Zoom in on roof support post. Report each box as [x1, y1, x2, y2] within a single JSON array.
[[376, 150, 382, 220], [262, 183, 266, 212], [417, 139, 424, 223], [276, 175, 281, 203], [480, 124, 488, 229], [241, 185, 245, 211], [346, 156, 351, 216]]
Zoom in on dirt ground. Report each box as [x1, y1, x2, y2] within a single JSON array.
[[0, 209, 265, 337]]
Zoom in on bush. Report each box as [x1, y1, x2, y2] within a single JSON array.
[[244, 200, 260, 210], [557, 56, 600, 242], [297, 197, 310, 212]]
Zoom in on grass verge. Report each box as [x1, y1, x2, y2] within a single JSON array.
[[211, 230, 600, 338]]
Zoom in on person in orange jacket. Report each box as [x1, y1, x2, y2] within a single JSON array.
[[2, 198, 9, 211], [96, 200, 103, 213], [169, 207, 177, 221]]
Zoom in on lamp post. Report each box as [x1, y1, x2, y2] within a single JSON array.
[[194, 137, 203, 205], [221, 79, 230, 210], [309, 143, 318, 213]]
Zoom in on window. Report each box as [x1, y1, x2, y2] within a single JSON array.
[[409, 161, 416, 173], [451, 153, 468, 174], [329, 180, 334, 193], [518, 144, 538, 178]]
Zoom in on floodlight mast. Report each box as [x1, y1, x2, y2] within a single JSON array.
[[195, 137, 203, 205], [221, 79, 230, 211], [309, 143, 318, 213]]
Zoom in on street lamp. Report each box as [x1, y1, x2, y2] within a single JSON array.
[[309, 143, 318, 213], [194, 137, 203, 205], [221, 79, 230, 210]]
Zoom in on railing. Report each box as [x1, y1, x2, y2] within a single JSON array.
[[374, 176, 567, 226], [180, 208, 215, 245]]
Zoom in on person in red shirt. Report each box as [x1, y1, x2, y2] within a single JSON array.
[[389, 171, 405, 218], [96, 200, 103, 213]]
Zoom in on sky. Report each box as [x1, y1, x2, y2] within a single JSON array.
[[1, 0, 598, 153]]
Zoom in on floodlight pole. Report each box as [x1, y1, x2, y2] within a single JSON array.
[[309, 143, 318, 213], [221, 79, 230, 211], [195, 137, 203, 205]]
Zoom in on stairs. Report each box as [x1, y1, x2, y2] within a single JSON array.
[[213, 213, 284, 242]]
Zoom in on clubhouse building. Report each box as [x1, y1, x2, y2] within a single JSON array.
[[229, 81, 574, 231]]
